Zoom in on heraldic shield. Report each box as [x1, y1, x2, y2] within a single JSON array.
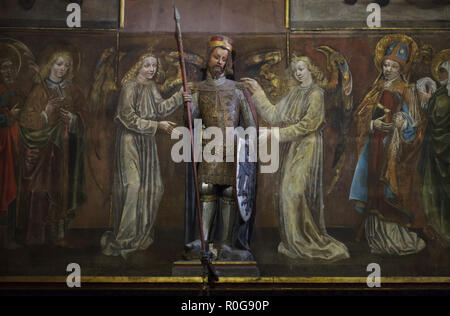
[[234, 136, 257, 222]]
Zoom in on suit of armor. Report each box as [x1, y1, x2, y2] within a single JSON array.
[[186, 76, 256, 260]]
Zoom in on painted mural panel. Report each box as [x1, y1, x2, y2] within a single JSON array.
[[0, 30, 118, 263], [0, 2, 448, 291]]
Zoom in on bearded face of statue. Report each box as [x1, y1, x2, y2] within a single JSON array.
[[207, 47, 228, 79]]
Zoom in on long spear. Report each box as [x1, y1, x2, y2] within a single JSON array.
[[173, 6, 218, 285]]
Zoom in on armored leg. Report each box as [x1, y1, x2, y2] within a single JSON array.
[[199, 182, 217, 244], [220, 185, 236, 247], [184, 182, 218, 254], [219, 186, 254, 261]]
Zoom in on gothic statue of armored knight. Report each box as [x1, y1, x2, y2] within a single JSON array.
[[184, 36, 258, 261]]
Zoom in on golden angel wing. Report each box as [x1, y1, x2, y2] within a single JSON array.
[[158, 50, 204, 98], [242, 50, 283, 103], [316, 45, 354, 195]]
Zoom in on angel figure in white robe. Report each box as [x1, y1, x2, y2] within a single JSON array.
[[241, 49, 353, 261], [101, 52, 190, 258]]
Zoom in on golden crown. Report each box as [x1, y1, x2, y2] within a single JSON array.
[[208, 35, 233, 52]]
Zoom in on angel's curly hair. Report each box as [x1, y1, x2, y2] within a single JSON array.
[[121, 52, 165, 86], [288, 55, 327, 88], [40, 50, 74, 81]]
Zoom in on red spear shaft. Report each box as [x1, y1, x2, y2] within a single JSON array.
[[173, 6, 206, 254]]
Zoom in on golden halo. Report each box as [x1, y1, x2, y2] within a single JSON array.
[[431, 49, 450, 82], [0, 43, 22, 74], [374, 34, 419, 76]]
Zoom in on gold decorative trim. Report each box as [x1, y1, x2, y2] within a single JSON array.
[[200, 194, 217, 202], [286, 31, 290, 67], [273, 277, 450, 284], [374, 34, 419, 76], [0, 276, 449, 284], [285, 0, 290, 29], [208, 40, 233, 52], [120, 0, 125, 29], [290, 27, 450, 32]]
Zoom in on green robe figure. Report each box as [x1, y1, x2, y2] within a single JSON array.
[[418, 49, 450, 247]]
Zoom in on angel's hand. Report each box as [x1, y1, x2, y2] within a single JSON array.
[[182, 91, 192, 103], [179, 83, 193, 103], [240, 78, 263, 95], [59, 108, 74, 127], [45, 97, 63, 124], [158, 121, 178, 136]]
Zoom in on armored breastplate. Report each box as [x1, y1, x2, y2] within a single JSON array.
[[197, 82, 240, 134], [194, 79, 241, 186]]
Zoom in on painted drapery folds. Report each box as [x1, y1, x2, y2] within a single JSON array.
[[349, 34, 427, 255], [251, 77, 350, 261], [18, 43, 88, 246], [418, 49, 450, 248], [0, 0, 449, 287], [0, 40, 25, 249], [101, 52, 184, 258]]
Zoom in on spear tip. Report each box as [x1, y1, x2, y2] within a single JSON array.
[[173, 6, 180, 21]]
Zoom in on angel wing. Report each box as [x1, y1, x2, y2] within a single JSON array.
[[85, 47, 121, 205], [242, 50, 283, 104], [89, 47, 120, 118], [158, 50, 204, 98], [315, 45, 354, 195]]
